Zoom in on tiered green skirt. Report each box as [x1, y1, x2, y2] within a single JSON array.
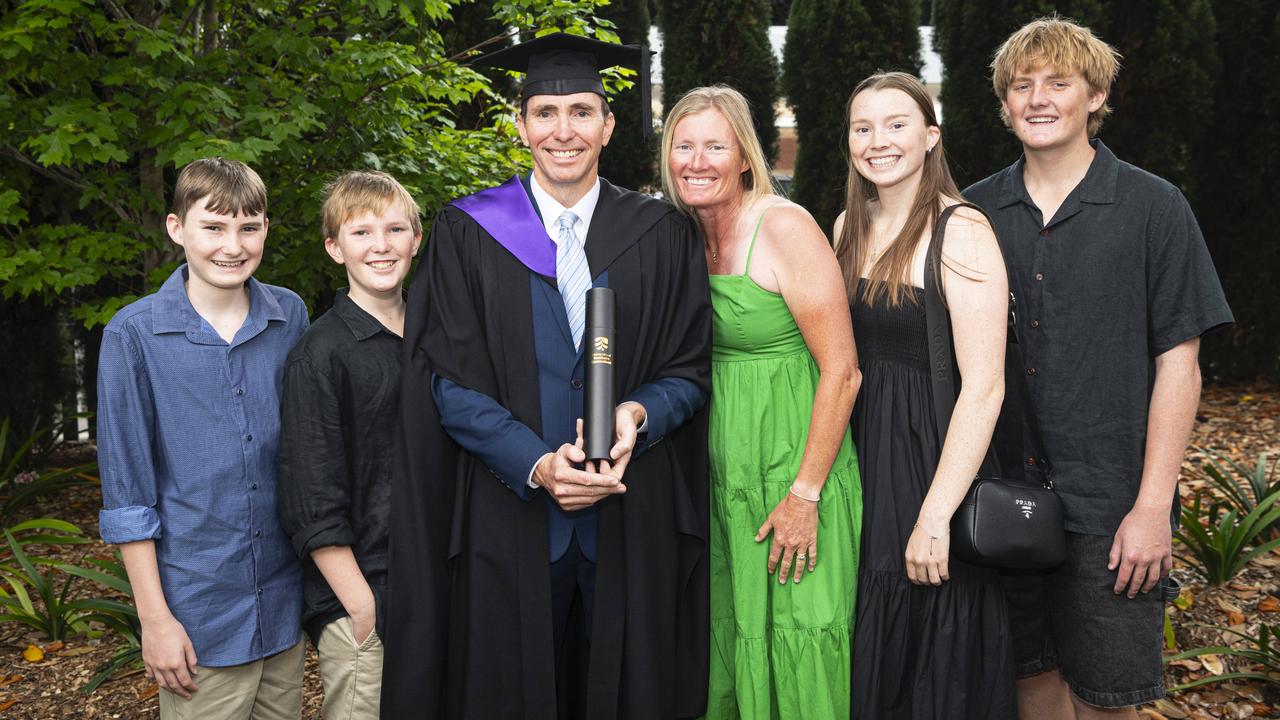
[[703, 348, 862, 720]]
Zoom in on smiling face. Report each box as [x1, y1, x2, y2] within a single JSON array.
[[1002, 65, 1105, 154], [517, 92, 615, 203], [325, 205, 421, 304], [167, 196, 266, 297], [666, 108, 749, 211], [847, 87, 939, 191]]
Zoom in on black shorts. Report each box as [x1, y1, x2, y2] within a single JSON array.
[[1000, 531, 1165, 709]]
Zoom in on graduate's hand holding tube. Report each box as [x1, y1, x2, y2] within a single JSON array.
[[592, 402, 645, 481], [533, 419, 626, 512]]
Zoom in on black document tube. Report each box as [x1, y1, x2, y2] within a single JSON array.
[[583, 287, 616, 463]]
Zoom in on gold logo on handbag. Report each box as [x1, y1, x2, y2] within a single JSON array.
[[594, 336, 609, 352]]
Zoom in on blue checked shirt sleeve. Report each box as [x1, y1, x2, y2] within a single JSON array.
[[97, 327, 162, 544]]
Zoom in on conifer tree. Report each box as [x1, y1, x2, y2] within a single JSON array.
[[783, 0, 921, 233], [1194, 0, 1278, 379], [597, 0, 658, 189], [932, 0, 1102, 187], [1099, 0, 1217, 191], [659, 0, 780, 160]]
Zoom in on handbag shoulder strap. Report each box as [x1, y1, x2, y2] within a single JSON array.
[[923, 202, 1055, 486]]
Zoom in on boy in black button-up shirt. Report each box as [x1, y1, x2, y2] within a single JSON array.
[[277, 171, 422, 720], [965, 17, 1232, 719]]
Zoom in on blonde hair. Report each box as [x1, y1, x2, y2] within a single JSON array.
[[837, 72, 962, 308], [173, 157, 267, 222], [321, 170, 423, 240], [991, 15, 1122, 137], [660, 85, 776, 217]]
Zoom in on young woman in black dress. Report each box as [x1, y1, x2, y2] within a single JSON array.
[[835, 72, 1016, 719]]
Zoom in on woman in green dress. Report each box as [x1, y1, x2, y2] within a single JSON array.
[[661, 85, 863, 719]]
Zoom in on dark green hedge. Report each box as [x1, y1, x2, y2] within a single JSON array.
[[784, 0, 921, 234], [659, 0, 780, 161], [597, 0, 659, 190]]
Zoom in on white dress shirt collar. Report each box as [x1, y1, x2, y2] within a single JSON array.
[[529, 174, 601, 247]]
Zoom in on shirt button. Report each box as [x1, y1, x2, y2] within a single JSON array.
[[246, 434, 253, 442], [1039, 228, 1049, 237], [1026, 456, 1037, 466], [257, 588, 263, 595], [1030, 319, 1040, 328], [1026, 367, 1037, 376], [251, 483, 258, 490], [235, 388, 244, 396], [1034, 272, 1044, 281], [254, 530, 261, 538], [570, 378, 583, 390]]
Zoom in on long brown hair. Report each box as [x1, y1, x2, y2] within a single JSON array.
[[836, 72, 961, 308]]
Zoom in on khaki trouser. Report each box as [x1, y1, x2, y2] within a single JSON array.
[[317, 616, 383, 720], [159, 638, 305, 720]]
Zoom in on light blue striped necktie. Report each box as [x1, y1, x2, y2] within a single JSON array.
[[555, 210, 591, 350]]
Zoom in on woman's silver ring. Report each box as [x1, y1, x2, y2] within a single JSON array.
[[796, 553, 807, 560]]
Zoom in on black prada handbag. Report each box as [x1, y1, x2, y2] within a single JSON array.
[[924, 204, 1066, 571]]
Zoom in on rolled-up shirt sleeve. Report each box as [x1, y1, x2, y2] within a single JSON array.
[[97, 327, 162, 544], [277, 357, 356, 558]]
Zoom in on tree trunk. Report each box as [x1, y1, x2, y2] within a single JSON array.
[[202, 0, 219, 52]]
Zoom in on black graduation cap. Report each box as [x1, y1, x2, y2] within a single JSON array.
[[474, 32, 654, 135]]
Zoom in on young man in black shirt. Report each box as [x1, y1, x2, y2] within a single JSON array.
[[277, 171, 422, 719], [965, 17, 1233, 720]]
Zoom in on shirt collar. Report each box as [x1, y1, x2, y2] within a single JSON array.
[[150, 264, 286, 338], [999, 138, 1119, 210], [1076, 139, 1118, 205], [529, 173, 601, 245], [332, 289, 394, 341]]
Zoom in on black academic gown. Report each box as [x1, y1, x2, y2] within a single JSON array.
[[383, 178, 712, 720]]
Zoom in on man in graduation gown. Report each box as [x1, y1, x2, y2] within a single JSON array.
[[382, 33, 712, 719]]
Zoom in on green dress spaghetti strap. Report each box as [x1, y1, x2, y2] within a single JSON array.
[[702, 207, 863, 719]]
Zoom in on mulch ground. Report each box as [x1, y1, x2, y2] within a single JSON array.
[[0, 383, 1275, 719]]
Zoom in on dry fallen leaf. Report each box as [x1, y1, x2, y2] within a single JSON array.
[[42, 640, 63, 654], [1153, 698, 1191, 718], [1229, 610, 1247, 626], [0, 699, 16, 712], [1257, 595, 1280, 612], [1218, 598, 1245, 614], [138, 683, 159, 700], [1224, 701, 1254, 718], [59, 645, 95, 657], [0, 675, 20, 688], [1238, 685, 1265, 702], [1201, 689, 1231, 704], [21, 645, 43, 663], [1201, 654, 1225, 676], [1170, 658, 1203, 671], [1139, 709, 1169, 720]]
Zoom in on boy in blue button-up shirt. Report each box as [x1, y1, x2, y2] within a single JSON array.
[[97, 158, 309, 720]]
